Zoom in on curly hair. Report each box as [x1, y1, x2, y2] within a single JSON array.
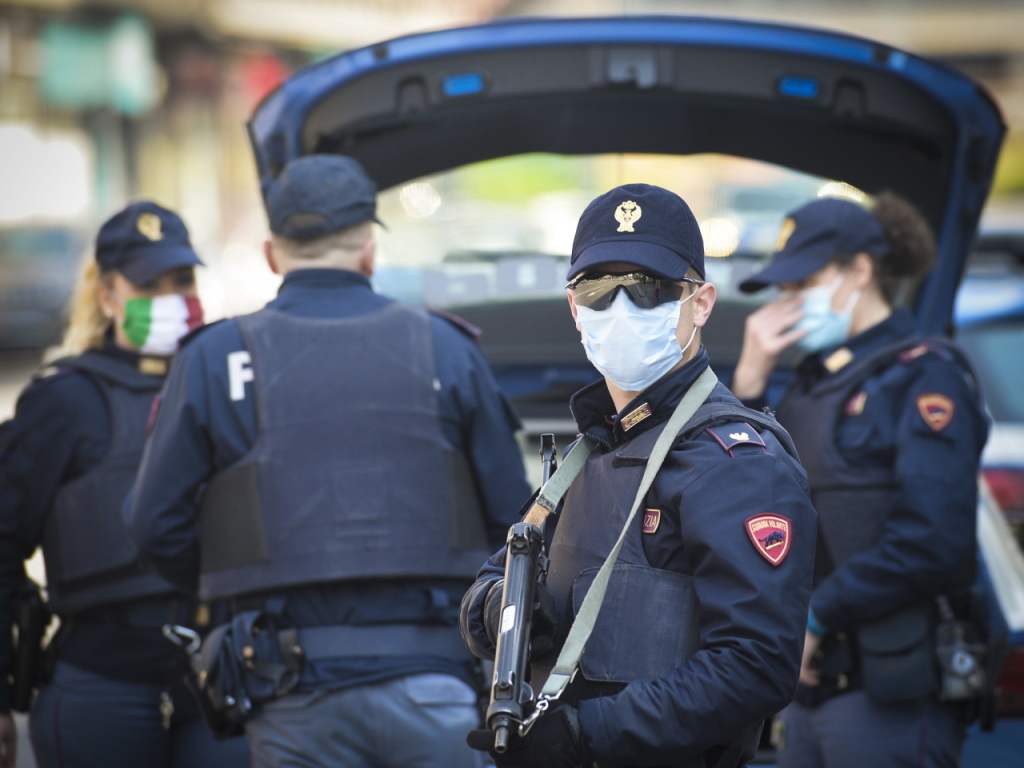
[[870, 191, 936, 305]]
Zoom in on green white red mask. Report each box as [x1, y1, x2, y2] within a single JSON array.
[[121, 295, 204, 356]]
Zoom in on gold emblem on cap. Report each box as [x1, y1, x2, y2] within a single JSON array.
[[614, 200, 642, 232], [823, 347, 854, 373], [137, 212, 164, 241], [775, 217, 796, 252]]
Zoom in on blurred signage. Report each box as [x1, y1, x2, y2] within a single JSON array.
[[39, 14, 160, 115]]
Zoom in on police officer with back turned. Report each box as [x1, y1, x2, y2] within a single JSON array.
[[460, 184, 817, 768], [0, 202, 249, 768], [126, 154, 531, 768], [732, 194, 989, 767]]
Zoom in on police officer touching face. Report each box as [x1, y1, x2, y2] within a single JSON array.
[[0, 202, 249, 768], [126, 155, 531, 768], [460, 184, 817, 768], [732, 194, 989, 767]]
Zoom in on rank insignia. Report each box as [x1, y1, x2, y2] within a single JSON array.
[[917, 393, 955, 431], [642, 508, 661, 534], [136, 212, 164, 241], [745, 514, 792, 566], [621, 403, 652, 431], [845, 391, 867, 416], [823, 347, 854, 373], [614, 200, 642, 232], [729, 431, 750, 441]]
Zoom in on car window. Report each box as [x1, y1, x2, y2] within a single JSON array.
[[374, 151, 862, 314], [371, 152, 872, 425], [959, 320, 1024, 423]]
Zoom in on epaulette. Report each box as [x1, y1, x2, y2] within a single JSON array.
[[704, 422, 767, 457], [179, 318, 225, 349], [30, 364, 74, 385], [899, 342, 951, 364], [429, 308, 481, 343]]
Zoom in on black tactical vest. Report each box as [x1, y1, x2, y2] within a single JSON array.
[[197, 304, 490, 601], [776, 337, 974, 571], [533, 387, 797, 764], [43, 350, 177, 616]]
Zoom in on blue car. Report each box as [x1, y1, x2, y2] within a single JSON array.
[[248, 14, 1018, 762]]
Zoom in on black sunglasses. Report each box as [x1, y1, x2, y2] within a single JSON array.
[[566, 272, 704, 311]]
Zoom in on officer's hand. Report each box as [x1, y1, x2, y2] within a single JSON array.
[[467, 703, 594, 768], [0, 712, 17, 768], [483, 579, 505, 646], [732, 295, 807, 400], [483, 580, 559, 658], [799, 630, 823, 687]]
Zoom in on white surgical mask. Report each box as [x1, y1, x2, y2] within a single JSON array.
[[792, 272, 860, 353], [576, 288, 697, 392]]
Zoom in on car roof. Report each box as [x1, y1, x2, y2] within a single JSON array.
[[249, 14, 1004, 333], [956, 231, 1024, 327]]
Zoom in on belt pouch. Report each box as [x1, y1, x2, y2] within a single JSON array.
[[858, 603, 935, 703], [194, 610, 303, 729]]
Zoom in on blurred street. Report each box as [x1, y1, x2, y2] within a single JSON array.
[[0, 351, 39, 421]]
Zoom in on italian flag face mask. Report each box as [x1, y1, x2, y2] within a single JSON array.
[[122, 295, 204, 356]]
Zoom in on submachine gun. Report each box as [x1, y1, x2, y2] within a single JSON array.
[[486, 433, 557, 753]]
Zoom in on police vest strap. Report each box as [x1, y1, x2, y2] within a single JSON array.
[[523, 439, 597, 526], [539, 366, 719, 701], [296, 624, 472, 662]]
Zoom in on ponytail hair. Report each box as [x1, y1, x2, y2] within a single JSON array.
[[870, 191, 936, 306], [45, 257, 115, 363]]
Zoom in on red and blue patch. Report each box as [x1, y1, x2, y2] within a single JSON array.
[[744, 513, 792, 566]]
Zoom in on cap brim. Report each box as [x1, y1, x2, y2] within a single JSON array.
[[119, 246, 204, 286], [567, 240, 696, 281], [737, 251, 827, 293]]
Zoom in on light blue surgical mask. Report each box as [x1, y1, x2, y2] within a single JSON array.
[[575, 288, 697, 392], [792, 272, 861, 353]]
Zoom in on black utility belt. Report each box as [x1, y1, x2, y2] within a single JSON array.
[[804, 602, 989, 708], [169, 613, 472, 739]]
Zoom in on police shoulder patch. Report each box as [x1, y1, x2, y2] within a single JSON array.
[[745, 513, 792, 566], [917, 392, 955, 431], [705, 422, 766, 457]]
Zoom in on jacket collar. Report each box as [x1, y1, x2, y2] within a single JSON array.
[[570, 346, 712, 448]]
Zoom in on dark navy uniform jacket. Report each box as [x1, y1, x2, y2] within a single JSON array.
[[462, 349, 817, 765], [762, 308, 988, 632], [126, 269, 531, 690], [0, 341, 181, 712]]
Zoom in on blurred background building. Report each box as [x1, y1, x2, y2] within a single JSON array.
[[0, 0, 1021, 341]]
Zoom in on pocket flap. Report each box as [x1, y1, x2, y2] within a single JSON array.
[[858, 604, 930, 655]]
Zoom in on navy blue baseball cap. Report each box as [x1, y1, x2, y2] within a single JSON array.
[[739, 197, 889, 293], [265, 155, 382, 241], [95, 201, 203, 286], [567, 183, 705, 281]]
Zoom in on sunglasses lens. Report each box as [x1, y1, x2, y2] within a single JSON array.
[[570, 274, 684, 310]]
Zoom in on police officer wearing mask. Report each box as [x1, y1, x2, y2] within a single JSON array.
[[0, 202, 250, 768], [732, 194, 989, 767], [460, 184, 817, 768], [126, 155, 531, 768]]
